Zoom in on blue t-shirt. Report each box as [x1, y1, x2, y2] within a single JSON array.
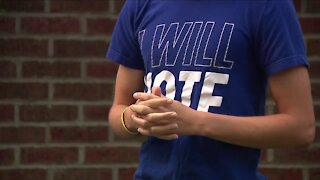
[[107, 0, 308, 179]]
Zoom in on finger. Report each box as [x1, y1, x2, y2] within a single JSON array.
[[134, 92, 171, 102], [139, 98, 173, 108], [157, 134, 179, 140], [131, 114, 151, 129], [135, 99, 141, 104], [133, 92, 158, 101], [136, 127, 150, 136], [149, 123, 179, 135], [152, 86, 162, 97], [130, 104, 153, 115], [145, 112, 177, 123], [137, 128, 178, 140], [131, 112, 175, 128]]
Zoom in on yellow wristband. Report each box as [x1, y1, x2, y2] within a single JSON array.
[[121, 107, 139, 135]]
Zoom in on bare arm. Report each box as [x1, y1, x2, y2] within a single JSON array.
[[108, 65, 145, 138], [132, 66, 316, 148], [197, 66, 315, 148]]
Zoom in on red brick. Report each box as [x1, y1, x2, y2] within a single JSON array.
[[309, 61, 320, 79], [268, 103, 275, 114], [0, 83, 48, 100], [54, 40, 107, 57], [0, 60, 16, 78], [0, 127, 45, 144], [259, 168, 302, 180], [0, 16, 15, 33], [53, 83, 113, 101], [21, 147, 78, 164], [84, 105, 110, 121], [53, 168, 112, 180], [0, 0, 44, 12], [119, 168, 136, 180], [0, 169, 47, 180], [87, 18, 116, 35], [0, 38, 48, 57], [113, 133, 146, 143], [306, 0, 320, 13], [265, 86, 273, 102], [51, 0, 109, 13], [22, 61, 80, 78], [310, 168, 320, 180], [20, 105, 77, 122], [86, 61, 118, 78], [0, 105, 14, 122], [273, 147, 320, 164], [259, 149, 268, 163], [0, 148, 14, 165], [85, 147, 139, 164], [50, 126, 109, 143], [21, 17, 80, 34], [311, 83, 320, 100], [300, 17, 320, 34], [307, 39, 320, 57]]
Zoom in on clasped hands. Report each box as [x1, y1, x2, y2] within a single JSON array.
[[129, 87, 195, 140]]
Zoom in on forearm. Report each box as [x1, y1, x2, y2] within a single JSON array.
[[130, 67, 315, 146], [192, 111, 315, 148], [132, 90, 314, 147], [107, 65, 145, 139]]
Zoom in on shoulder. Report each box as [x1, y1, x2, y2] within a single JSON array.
[[263, 0, 296, 12], [122, 0, 151, 12]]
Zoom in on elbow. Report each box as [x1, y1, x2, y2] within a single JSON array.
[[302, 124, 316, 145], [296, 120, 316, 147]]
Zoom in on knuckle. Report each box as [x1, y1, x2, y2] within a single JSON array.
[[143, 107, 152, 114], [140, 101, 148, 106], [142, 121, 148, 128], [139, 107, 148, 115], [149, 127, 155, 134], [172, 124, 178, 130], [140, 109, 146, 114], [148, 114, 157, 122], [166, 112, 174, 118]]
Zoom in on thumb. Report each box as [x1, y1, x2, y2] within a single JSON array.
[[152, 86, 162, 97]]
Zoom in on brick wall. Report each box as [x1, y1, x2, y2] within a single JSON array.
[[0, 0, 318, 180]]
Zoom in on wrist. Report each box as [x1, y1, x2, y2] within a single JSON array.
[[180, 108, 203, 136], [191, 111, 208, 136], [123, 107, 139, 132], [196, 111, 219, 138]]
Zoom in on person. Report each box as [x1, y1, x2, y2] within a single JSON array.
[[106, 0, 316, 179]]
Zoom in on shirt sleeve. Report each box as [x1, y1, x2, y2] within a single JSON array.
[[106, 1, 145, 70], [255, 0, 308, 76]]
